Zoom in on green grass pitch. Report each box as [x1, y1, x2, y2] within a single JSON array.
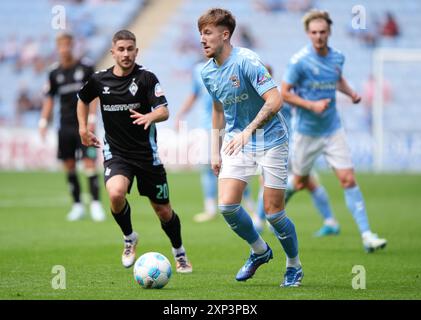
[[1, 170, 420, 300]]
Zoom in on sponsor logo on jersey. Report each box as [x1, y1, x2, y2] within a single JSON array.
[[103, 102, 140, 112], [257, 68, 272, 86], [102, 86, 110, 94], [154, 83, 164, 97], [230, 75, 240, 88], [105, 167, 111, 176], [223, 93, 249, 106]]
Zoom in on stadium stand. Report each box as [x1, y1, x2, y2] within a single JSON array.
[[0, 0, 145, 127]]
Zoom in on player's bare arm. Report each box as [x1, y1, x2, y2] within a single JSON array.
[[224, 87, 281, 156], [130, 105, 169, 130], [77, 99, 101, 148], [87, 98, 98, 133], [211, 100, 225, 176], [281, 81, 330, 114], [337, 76, 361, 104], [39, 96, 54, 140]]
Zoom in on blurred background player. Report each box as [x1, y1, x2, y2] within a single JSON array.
[[254, 65, 339, 237], [77, 30, 192, 272], [281, 9, 387, 252], [199, 8, 303, 287], [39, 32, 105, 222], [174, 58, 256, 223]]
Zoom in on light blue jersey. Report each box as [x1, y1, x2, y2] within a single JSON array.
[[192, 62, 213, 130], [201, 47, 288, 152], [283, 44, 345, 136]]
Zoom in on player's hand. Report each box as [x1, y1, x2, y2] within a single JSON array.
[[223, 130, 252, 156], [211, 158, 222, 176], [351, 92, 361, 104], [310, 99, 331, 114], [130, 109, 153, 130], [79, 129, 101, 148]]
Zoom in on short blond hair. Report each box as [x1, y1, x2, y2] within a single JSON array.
[[302, 9, 333, 31]]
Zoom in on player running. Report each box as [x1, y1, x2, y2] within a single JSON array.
[[198, 8, 303, 287], [76, 30, 192, 272], [281, 9, 387, 252], [39, 32, 105, 222]]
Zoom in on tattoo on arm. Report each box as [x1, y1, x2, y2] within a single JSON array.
[[246, 102, 276, 133]]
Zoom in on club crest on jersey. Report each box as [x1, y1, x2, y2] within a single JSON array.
[[230, 75, 240, 88], [102, 86, 110, 94], [129, 80, 138, 96], [154, 83, 164, 97]]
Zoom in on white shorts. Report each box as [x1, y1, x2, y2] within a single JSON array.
[[219, 142, 288, 189], [291, 129, 354, 176]]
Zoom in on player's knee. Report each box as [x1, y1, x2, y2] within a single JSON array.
[[294, 178, 308, 191], [107, 188, 126, 207], [339, 173, 356, 189], [153, 203, 172, 221]]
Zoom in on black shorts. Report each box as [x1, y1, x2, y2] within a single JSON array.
[[103, 155, 170, 204], [58, 127, 97, 161]]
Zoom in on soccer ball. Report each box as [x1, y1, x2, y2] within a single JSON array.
[[133, 252, 172, 289]]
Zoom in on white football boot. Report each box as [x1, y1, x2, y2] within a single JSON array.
[[90, 201, 106, 222], [67, 203, 86, 221], [122, 232, 138, 268], [362, 232, 387, 253]]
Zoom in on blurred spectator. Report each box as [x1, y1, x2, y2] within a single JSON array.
[[3, 35, 19, 63], [381, 12, 400, 38], [15, 86, 42, 126], [361, 74, 392, 130], [347, 13, 380, 48], [286, 0, 314, 13], [234, 25, 257, 49], [254, 0, 286, 13]]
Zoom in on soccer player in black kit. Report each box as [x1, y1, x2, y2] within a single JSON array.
[[39, 32, 105, 222], [76, 30, 192, 272]]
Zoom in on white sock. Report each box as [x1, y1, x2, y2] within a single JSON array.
[[172, 245, 186, 257], [324, 218, 338, 227], [286, 255, 301, 268], [251, 236, 268, 255], [124, 231, 137, 242], [362, 230, 373, 239]]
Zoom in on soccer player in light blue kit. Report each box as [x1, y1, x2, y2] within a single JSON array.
[[281, 10, 387, 252], [198, 8, 303, 287], [175, 60, 257, 223], [254, 66, 338, 237]]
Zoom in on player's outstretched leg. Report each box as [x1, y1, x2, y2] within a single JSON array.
[[111, 200, 138, 268], [86, 169, 106, 222], [311, 185, 340, 237], [156, 204, 192, 273], [194, 167, 218, 223], [66, 171, 86, 221], [344, 185, 387, 252], [219, 204, 273, 281], [266, 210, 303, 287]]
